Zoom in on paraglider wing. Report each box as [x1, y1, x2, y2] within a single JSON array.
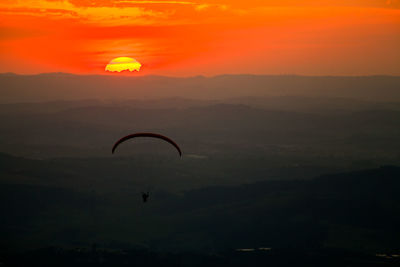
[[112, 132, 182, 156]]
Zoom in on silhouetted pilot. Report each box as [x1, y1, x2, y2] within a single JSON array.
[[142, 192, 150, 203]]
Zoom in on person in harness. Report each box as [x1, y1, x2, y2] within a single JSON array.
[[142, 191, 150, 203]]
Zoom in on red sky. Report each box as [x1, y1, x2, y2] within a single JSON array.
[[0, 0, 399, 76]]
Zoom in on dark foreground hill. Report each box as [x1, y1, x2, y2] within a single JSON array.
[[1, 164, 399, 256], [2, 246, 399, 267]]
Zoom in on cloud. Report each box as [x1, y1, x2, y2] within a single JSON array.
[[0, 0, 175, 25], [0, 0, 233, 26], [114, 1, 195, 5], [195, 4, 228, 11]]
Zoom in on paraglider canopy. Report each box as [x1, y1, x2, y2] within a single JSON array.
[[112, 132, 182, 157]]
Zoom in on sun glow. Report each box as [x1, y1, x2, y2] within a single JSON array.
[[0, 1, 399, 75], [105, 57, 141, 72]]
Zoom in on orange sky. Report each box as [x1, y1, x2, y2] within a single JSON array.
[[0, 0, 399, 75]]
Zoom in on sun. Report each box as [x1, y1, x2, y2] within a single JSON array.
[[105, 57, 141, 72]]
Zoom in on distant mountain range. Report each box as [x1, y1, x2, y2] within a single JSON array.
[[1, 73, 400, 103]]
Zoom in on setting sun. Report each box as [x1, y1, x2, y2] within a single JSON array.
[[105, 57, 141, 73]]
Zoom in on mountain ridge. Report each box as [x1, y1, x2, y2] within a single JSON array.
[[2, 74, 400, 103]]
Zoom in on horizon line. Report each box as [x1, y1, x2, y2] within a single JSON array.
[[1, 72, 400, 78]]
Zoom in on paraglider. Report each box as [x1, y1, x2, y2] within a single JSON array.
[[112, 132, 182, 203]]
